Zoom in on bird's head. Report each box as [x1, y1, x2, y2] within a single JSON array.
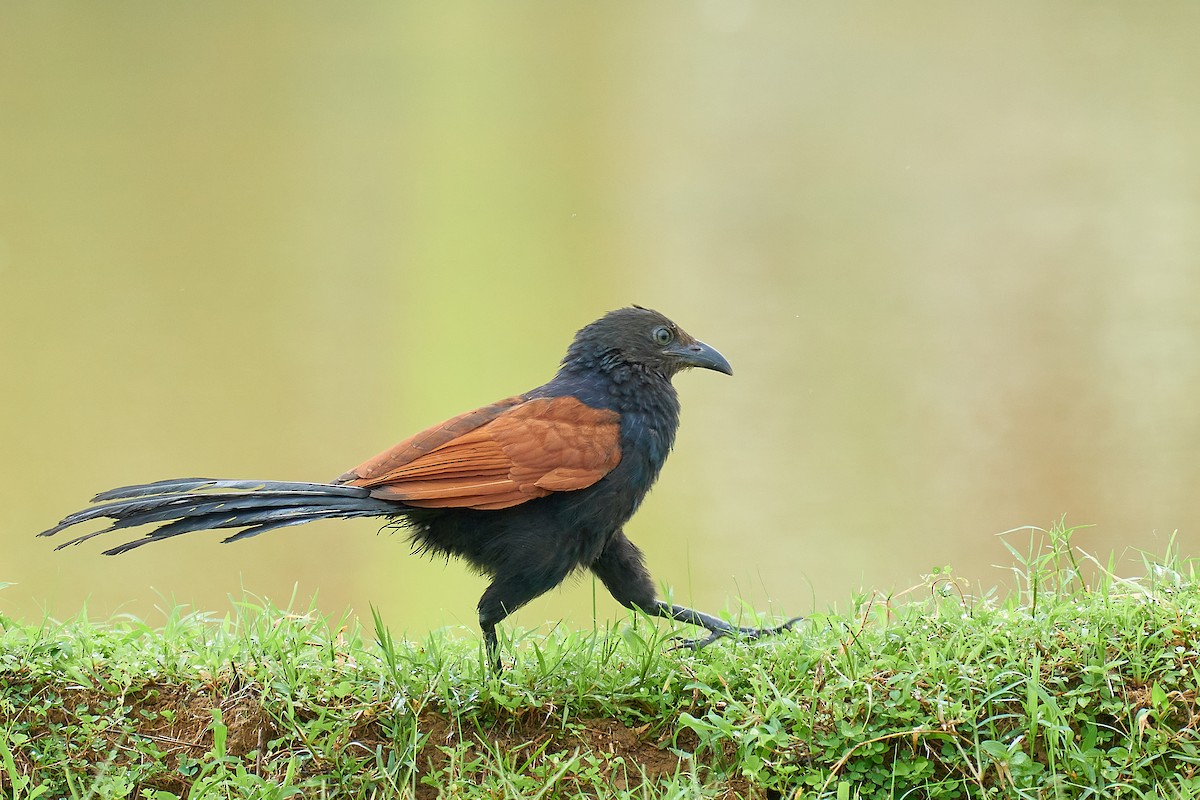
[[562, 306, 733, 380]]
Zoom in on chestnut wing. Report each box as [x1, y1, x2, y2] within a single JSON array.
[[337, 396, 622, 511]]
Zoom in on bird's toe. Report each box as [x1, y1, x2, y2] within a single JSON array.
[[668, 630, 728, 651]]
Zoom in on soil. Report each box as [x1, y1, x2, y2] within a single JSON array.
[[11, 679, 751, 797]]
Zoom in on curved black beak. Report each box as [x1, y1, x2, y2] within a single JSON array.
[[671, 339, 733, 375]]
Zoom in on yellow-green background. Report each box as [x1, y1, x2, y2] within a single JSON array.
[[3, 4, 1198, 640]]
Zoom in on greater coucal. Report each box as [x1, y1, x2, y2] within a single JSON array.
[[41, 306, 798, 668]]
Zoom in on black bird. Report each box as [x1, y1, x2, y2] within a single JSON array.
[[40, 307, 798, 668]]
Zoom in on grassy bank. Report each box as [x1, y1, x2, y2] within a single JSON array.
[[2, 523, 1199, 799]]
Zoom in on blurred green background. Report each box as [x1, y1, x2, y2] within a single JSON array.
[[3, 4, 1198, 641]]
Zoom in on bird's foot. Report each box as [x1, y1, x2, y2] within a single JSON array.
[[669, 629, 726, 650], [669, 616, 803, 651]]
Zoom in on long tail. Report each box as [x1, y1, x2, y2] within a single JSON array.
[[38, 478, 403, 556]]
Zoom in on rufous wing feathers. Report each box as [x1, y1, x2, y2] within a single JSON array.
[[336, 396, 621, 510]]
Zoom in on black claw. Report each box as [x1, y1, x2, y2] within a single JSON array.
[[669, 630, 726, 651]]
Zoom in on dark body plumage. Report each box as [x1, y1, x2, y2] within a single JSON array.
[[41, 307, 797, 668]]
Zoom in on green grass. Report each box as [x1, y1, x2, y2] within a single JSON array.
[[2, 522, 1199, 799]]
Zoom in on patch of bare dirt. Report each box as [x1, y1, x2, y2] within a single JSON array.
[[11, 678, 714, 797], [11, 679, 278, 797], [408, 710, 689, 800]]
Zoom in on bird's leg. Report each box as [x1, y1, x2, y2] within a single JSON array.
[[477, 564, 576, 673], [480, 620, 502, 674], [477, 598, 514, 674], [591, 530, 801, 650]]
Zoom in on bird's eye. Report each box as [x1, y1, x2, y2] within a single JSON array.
[[652, 326, 674, 346]]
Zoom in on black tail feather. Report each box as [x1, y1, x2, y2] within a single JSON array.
[[39, 478, 402, 554], [41, 490, 370, 539], [218, 512, 364, 545], [91, 478, 373, 502]]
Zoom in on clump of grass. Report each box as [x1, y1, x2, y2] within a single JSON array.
[[2, 520, 1198, 798]]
